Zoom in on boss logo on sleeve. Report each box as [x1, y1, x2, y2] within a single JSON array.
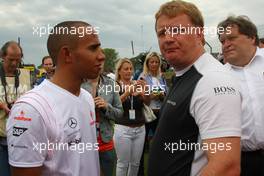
[[213, 86, 236, 95], [13, 126, 28, 137]]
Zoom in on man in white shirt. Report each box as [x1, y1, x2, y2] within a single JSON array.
[[6, 21, 105, 176], [148, 1, 241, 176], [218, 15, 264, 176]]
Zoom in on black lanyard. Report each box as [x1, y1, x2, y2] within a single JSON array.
[[0, 65, 20, 108], [130, 95, 134, 110]]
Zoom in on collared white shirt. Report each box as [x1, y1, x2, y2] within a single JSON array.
[[225, 47, 264, 151], [150, 52, 241, 176]]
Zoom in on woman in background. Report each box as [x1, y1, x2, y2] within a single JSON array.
[[138, 52, 167, 176], [139, 52, 167, 133], [114, 58, 148, 176], [82, 71, 123, 176]]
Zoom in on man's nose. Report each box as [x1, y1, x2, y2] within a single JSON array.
[[164, 32, 175, 42], [163, 31, 177, 46], [98, 49, 105, 62], [11, 61, 18, 66], [223, 39, 232, 51]]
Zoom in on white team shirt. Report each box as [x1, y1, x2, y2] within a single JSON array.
[[225, 47, 264, 151], [176, 52, 242, 175], [7, 80, 100, 176]]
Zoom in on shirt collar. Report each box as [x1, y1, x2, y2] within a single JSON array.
[[174, 65, 192, 77], [228, 47, 262, 69], [174, 52, 207, 77]]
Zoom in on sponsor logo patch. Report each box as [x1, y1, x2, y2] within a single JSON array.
[[214, 86, 236, 95], [68, 137, 82, 146], [68, 117, 77, 129], [14, 111, 32, 121], [167, 100, 176, 106], [13, 126, 28, 137]]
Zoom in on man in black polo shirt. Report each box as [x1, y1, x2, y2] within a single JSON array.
[[148, 1, 242, 176]]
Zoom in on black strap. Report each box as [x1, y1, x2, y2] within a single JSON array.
[[0, 65, 20, 107]]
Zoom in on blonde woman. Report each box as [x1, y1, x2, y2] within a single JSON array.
[[114, 58, 148, 176], [139, 51, 167, 130], [137, 52, 167, 175]]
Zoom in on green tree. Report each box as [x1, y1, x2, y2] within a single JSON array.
[[103, 48, 119, 73]]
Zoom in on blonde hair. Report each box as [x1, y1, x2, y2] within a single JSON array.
[[155, 0, 204, 30], [143, 52, 161, 77], [155, 0, 205, 45], [115, 58, 134, 82]]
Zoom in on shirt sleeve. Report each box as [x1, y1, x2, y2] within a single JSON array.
[[190, 72, 242, 140], [7, 102, 48, 167], [104, 80, 123, 120]]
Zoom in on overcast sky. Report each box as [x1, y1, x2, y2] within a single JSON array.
[[0, 0, 263, 66]]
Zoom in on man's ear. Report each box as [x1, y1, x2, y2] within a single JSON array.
[[60, 46, 73, 64]]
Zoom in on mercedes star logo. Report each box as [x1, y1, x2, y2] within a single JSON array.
[[68, 118, 77, 129]]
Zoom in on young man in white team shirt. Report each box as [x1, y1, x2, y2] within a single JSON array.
[[6, 21, 105, 176]]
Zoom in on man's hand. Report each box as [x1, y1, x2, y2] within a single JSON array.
[[200, 137, 241, 176]]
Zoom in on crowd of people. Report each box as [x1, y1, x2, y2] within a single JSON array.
[[0, 0, 264, 176]]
